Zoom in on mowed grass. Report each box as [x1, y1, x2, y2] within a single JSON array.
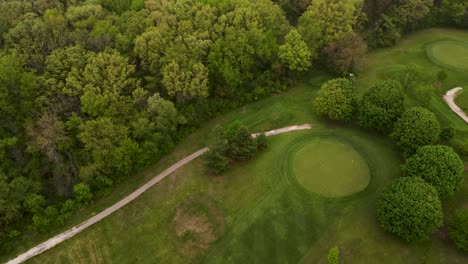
[[426, 40, 468, 72], [12, 28, 468, 264], [292, 137, 370, 197], [455, 89, 468, 112]]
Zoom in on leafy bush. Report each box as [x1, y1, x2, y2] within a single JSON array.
[[225, 121, 257, 161], [256, 133, 268, 150], [440, 126, 455, 141], [205, 147, 230, 175], [378, 177, 443, 241], [358, 80, 405, 132], [448, 210, 468, 252], [403, 145, 464, 198], [391, 107, 441, 155], [314, 78, 356, 121], [73, 183, 93, 205]]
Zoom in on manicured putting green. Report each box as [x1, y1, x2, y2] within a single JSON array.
[[292, 139, 370, 197], [426, 40, 468, 71]]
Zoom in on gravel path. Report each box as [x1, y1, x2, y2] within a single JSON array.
[[6, 124, 313, 264], [444, 87, 468, 123]]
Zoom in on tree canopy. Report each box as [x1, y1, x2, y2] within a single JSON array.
[[391, 107, 441, 155], [378, 177, 443, 242], [358, 80, 405, 132], [403, 145, 464, 198], [314, 78, 356, 121]]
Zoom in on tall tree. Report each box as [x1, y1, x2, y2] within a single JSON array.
[[278, 29, 312, 72], [298, 0, 359, 46]]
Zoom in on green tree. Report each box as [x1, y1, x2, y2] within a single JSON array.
[[0, 54, 39, 131], [208, 0, 288, 99], [322, 33, 368, 75], [205, 147, 230, 175], [403, 145, 464, 198], [388, 0, 433, 27], [225, 121, 257, 161], [391, 107, 441, 155], [378, 177, 443, 241], [448, 210, 468, 252], [23, 194, 45, 214], [298, 0, 359, 46], [162, 60, 209, 100], [73, 183, 93, 205], [278, 29, 312, 72], [358, 80, 405, 132], [314, 78, 356, 121]]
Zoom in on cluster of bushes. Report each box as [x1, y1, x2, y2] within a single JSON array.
[[205, 122, 268, 175], [314, 77, 466, 246]]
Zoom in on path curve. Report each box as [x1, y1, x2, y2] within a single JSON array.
[[6, 124, 313, 264], [444, 87, 468, 123]]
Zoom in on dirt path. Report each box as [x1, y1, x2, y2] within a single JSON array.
[[7, 124, 313, 264], [444, 87, 468, 123]]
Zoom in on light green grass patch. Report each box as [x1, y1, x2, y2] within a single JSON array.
[[292, 138, 370, 197]]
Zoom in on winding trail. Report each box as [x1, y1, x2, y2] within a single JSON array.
[[444, 87, 468, 123], [6, 124, 313, 264]]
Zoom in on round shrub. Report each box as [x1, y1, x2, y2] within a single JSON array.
[[391, 107, 441, 155], [403, 145, 464, 198], [314, 78, 356, 121], [448, 210, 468, 252], [358, 80, 405, 132], [378, 177, 443, 242]]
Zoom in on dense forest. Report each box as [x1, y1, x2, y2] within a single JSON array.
[[0, 0, 467, 252]]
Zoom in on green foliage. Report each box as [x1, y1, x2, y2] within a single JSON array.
[[299, 0, 359, 46], [448, 210, 468, 252], [256, 133, 268, 151], [314, 78, 356, 121], [225, 121, 257, 161], [278, 29, 312, 72], [403, 145, 464, 198], [391, 107, 441, 155], [23, 194, 45, 214], [388, 0, 433, 27], [162, 60, 209, 99], [378, 177, 443, 241], [205, 147, 230, 175], [366, 14, 401, 48], [440, 126, 455, 141], [327, 246, 339, 264], [358, 80, 405, 132], [0, 175, 40, 228], [322, 33, 368, 75], [73, 183, 93, 205]]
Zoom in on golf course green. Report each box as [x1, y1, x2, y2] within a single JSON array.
[[426, 40, 468, 72], [291, 138, 370, 197]]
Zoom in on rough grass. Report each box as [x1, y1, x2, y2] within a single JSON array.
[[291, 137, 370, 197]]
